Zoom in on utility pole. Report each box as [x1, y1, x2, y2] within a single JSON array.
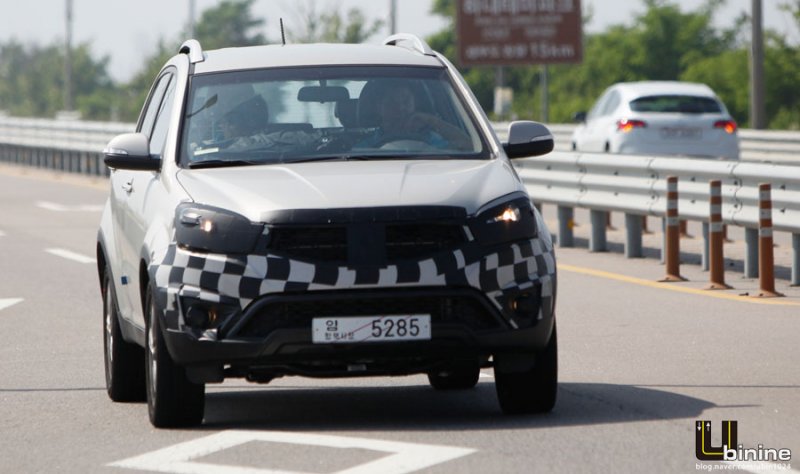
[[750, 0, 766, 129], [389, 0, 397, 35], [541, 65, 549, 123], [189, 0, 196, 38], [64, 0, 74, 111]]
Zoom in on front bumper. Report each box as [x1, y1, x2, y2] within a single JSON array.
[[150, 235, 557, 370]]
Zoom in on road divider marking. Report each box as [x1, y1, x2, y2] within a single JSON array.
[[0, 298, 23, 312], [36, 201, 103, 212], [45, 248, 96, 265], [559, 264, 800, 306], [109, 430, 476, 474]]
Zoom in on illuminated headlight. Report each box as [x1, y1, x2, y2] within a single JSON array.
[[488, 205, 521, 223], [469, 195, 537, 245], [175, 203, 264, 254]]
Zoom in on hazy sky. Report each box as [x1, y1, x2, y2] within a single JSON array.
[[0, 0, 797, 82]]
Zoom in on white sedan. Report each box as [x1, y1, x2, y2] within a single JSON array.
[[571, 81, 739, 160]]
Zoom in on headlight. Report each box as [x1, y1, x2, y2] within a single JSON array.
[[175, 203, 264, 254], [469, 195, 537, 245]]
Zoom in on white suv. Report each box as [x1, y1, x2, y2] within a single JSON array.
[[97, 35, 558, 427]]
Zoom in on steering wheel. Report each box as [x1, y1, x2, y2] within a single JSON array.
[[373, 132, 430, 148]]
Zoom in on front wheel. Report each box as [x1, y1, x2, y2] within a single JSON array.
[[494, 324, 558, 414], [103, 268, 145, 402], [145, 286, 205, 428]]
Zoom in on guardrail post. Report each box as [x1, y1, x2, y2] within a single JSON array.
[[661, 176, 686, 282], [701, 223, 710, 271], [744, 228, 759, 278], [756, 184, 783, 297], [590, 210, 607, 252], [707, 180, 731, 290], [557, 206, 574, 248], [793, 234, 800, 286], [624, 214, 642, 258]]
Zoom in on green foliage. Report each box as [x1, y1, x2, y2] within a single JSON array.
[[194, 0, 266, 49], [289, 1, 383, 43], [0, 41, 114, 119], [1, 0, 798, 131], [423, 0, 800, 128]]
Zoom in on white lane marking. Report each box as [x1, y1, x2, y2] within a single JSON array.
[[0, 298, 23, 312], [45, 248, 96, 264], [36, 201, 103, 212], [109, 430, 476, 474]]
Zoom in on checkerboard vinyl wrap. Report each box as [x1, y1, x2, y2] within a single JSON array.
[[149, 236, 556, 327]]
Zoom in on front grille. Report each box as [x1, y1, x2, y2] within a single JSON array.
[[267, 223, 465, 263], [385, 224, 465, 260], [268, 226, 347, 262], [235, 292, 501, 338]]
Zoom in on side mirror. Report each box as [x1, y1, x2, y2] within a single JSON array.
[[572, 111, 587, 123], [103, 133, 161, 171], [502, 121, 554, 159]]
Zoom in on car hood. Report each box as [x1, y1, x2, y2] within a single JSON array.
[[176, 159, 523, 221]]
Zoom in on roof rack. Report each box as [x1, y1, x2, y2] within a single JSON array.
[[179, 39, 205, 64], [383, 34, 435, 56]]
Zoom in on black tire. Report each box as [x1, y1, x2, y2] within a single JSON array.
[[102, 268, 146, 402], [494, 324, 558, 414], [145, 286, 205, 428], [427, 358, 481, 390]]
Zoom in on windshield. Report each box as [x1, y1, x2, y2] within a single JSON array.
[[180, 66, 488, 167], [629, 95, 723, 114]]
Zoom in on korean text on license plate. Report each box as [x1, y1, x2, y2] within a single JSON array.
[[312, 315, 431, 344]]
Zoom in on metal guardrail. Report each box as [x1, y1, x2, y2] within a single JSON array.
[[515, 151, 800, 284], [493, 122, 800, 165], [0, 116, 797, 283], [0, 117, 798, 167], [0, 116, 134, 176]]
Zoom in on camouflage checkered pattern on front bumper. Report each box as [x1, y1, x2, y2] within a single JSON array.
[[150, 236, 556, 329]]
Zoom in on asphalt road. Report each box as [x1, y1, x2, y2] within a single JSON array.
[[0, 164, 798, 474]]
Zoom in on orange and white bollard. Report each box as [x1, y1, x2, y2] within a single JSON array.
[[706, 180, 731, 290], [661, 176, 686, 282], [756, 184, 783, 297]]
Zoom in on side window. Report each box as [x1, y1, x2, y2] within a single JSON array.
[[138, 73, 172, 136], [149, 77, 176, 157]]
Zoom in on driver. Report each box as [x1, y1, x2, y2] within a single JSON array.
[[364, 84, 471, 149], [218, 95, 269, 143]]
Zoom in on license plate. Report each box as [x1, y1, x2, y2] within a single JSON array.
[[660, 127, 701, 139], [312, 315, 431, 344]]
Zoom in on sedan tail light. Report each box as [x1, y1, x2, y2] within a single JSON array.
[[714, 120, 738, 134], [617, 119, 647, 133]]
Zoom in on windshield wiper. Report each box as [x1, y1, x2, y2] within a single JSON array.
[[281, 155, 372, 164], [188, 159, 265, 169]]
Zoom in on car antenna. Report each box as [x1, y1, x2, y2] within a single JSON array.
[[280, 18, 286, 46]]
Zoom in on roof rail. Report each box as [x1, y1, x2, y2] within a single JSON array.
[[179, 39, 205, 64], [383, 34, 435, 56]]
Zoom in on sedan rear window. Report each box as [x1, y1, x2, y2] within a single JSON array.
[[629, 95, 722, 114]]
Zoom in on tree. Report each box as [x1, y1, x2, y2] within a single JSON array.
[[194, 0, 266, 49], [288, 1, 383, 44], [0, 40, 115, 119]]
